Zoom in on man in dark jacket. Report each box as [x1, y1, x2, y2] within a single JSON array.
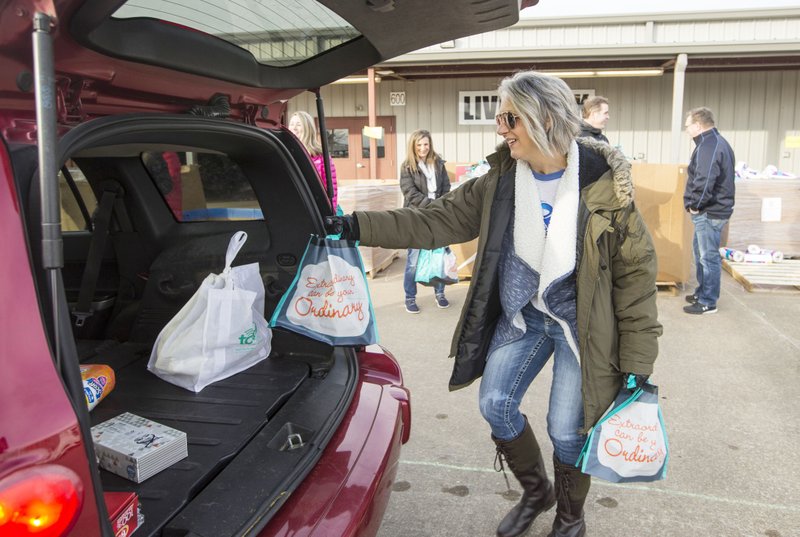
[[683, 107, 735, 315], [579, 96, 609, 143]]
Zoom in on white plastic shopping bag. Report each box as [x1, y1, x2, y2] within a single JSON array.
[[443, 248, 459, 283], [148, 231, 272, 392]]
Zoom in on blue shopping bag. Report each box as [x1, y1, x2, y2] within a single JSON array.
[[576, 379, 669, 483], [414, 248, 459, 287], [269, 235, 378, 346]]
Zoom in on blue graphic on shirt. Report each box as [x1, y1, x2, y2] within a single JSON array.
[[531, 168, 563, 234], [542, 202, 553, 229]]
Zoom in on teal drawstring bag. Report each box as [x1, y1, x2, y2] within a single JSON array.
[[576, 379, 669, 483], [414, 247, 459, 287], [269, 235, 378, 346]]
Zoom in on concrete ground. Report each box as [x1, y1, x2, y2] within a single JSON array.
[[370, 252, 800, 537]]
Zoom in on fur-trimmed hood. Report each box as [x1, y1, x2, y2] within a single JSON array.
[[576, 137, 634, 209]]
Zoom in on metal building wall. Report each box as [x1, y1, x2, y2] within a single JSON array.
[[403, 9, 800, 60], [684, 70, 800, 174], [288, 69, 800, 175]]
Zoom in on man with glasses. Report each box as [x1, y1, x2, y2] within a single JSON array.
[[683, 107, 736, 315]]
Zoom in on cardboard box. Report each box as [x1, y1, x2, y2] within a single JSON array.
[[445, 161, 476, 183], [630, 163, 693, 284], [180, 164, 207, 212], [728, 178, 800, 258]]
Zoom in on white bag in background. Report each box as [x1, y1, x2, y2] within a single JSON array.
[[414, 247, 459, 287], [443, 248, 459, 282], [148, 231, 272, 392]]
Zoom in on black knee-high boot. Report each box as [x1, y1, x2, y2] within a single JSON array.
[[547, 455, 591, 537], [493, 418, 556, 537]]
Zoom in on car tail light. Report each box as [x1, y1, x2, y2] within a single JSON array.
[[0, 465, 83, 536]]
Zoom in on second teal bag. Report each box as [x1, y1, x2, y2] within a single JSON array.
[[414, 247, 458, 287]]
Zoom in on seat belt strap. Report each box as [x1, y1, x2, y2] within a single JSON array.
[[72, 189, 116, 327]]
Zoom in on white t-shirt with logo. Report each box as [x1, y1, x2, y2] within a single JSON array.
[[532, 168, 564, 232], [531, 167, 565, 313]]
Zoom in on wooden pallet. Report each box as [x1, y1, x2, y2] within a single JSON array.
[[722, 259, 800, 292], [366, 250, 399, 279], [656, 281, 682, 296]]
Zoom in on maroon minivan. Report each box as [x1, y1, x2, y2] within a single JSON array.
[[0, 1, 522, 536]]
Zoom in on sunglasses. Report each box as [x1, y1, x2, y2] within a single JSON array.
[[495, 111, 520, 129]]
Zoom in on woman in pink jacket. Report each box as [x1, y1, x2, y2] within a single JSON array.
[[289, 111, 339, 210]]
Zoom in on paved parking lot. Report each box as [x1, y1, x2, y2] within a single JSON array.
[[370, 252, 800, 537]]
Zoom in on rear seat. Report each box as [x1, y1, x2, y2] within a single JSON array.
[[127, 228, 284, 346], [75, 339, 151, 370]]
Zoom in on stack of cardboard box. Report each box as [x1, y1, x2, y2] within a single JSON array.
[[727, 178, 800, 258], [630, 163, 693, 285], [338, 179, 403, 276]]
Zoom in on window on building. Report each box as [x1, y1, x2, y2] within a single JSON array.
[[361, 135, 385, 159], [326, 129, 349, 158]]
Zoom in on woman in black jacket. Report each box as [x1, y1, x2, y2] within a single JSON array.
[[399, 130, 451, 313]]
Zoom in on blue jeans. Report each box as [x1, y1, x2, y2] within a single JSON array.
[[404, 249, 445, 299], [691, 213, 728, 308], [479, 304, 586, 465]]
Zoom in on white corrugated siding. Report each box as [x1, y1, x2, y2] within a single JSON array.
[[408, 12, 800, 55], [288, 70, 800, 176]]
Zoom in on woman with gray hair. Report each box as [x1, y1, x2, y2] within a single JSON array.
[[326, 70, 661, 537]]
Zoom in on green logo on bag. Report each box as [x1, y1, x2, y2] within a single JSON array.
[[239, 325, 257, 346]]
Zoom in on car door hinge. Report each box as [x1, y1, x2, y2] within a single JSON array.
[[242, 104, 258, 126], [56, 76, 86, 125]]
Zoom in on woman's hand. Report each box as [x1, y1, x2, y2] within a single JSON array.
[[324, 214, 360, 240], [625, 373, 650, 390]]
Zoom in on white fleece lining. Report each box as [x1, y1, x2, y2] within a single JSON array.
[[513, 140, 581, 358]]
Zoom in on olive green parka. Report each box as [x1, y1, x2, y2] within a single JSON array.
[[354, 138, 662, 432]]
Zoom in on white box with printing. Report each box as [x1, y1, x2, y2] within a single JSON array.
[[91, 412, 188, 483]]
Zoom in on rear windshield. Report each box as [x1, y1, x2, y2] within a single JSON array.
[[112, 0, 361, 67]]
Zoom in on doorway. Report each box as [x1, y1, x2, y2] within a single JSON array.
[[322, 116, 397, 180]]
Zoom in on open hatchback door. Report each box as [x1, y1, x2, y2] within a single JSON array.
[[0, 1, 522, 536]]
